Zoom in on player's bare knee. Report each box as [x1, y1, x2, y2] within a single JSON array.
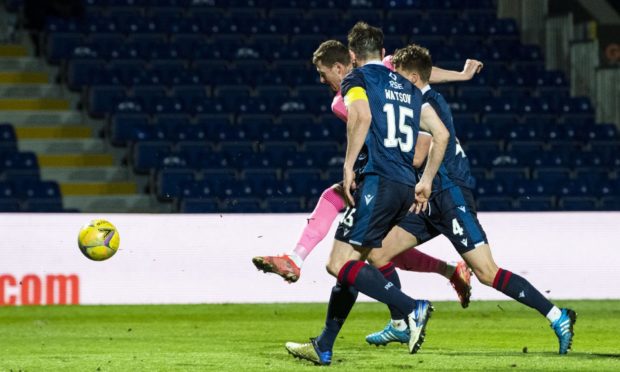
[[367, 250, 389, 268], [473, 266, 498, 286]]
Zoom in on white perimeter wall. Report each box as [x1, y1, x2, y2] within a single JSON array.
[[0, 212, 618, 305]]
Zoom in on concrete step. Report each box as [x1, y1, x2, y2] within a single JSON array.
[[63, 195, 162, 213], [41, 166, 131, 183], [38, 154, 115, 167], [0, 98, 70, 110], [0, 84, 64, 98], [15, 125, 93, 139], [19, 139, 107, 154], [0, 57, 50, 71], [60, 182, 137, 196], [2, 111, 84, 124], [0, 71, 49, 84]]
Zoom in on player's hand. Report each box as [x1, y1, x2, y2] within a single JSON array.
[[410, 181, 432, 214], [343, 167, 357, 207], [461, 59, 484, 80]]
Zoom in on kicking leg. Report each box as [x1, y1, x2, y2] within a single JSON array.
[[253, 184, 345, 282], [462, 244, 576, 354]]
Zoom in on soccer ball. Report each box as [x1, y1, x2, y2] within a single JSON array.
[[77, 219, 120, 261]]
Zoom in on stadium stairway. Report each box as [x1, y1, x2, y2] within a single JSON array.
[[0, 38, 162, 212]]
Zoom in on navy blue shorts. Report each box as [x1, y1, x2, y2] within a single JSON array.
[[398, 185, 488, 254], [335, 174, 414, 248]]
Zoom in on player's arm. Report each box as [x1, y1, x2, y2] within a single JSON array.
[[413, 131, 431, 168], [429, 59, 484, 84], [342, 72, 371, 206], [411, 105, 449, 213]]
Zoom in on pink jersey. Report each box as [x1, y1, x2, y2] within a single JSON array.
[[330, 56, 395, 123]]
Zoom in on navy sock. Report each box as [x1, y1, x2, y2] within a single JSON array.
[[378, 262, 406, 320], [492, 268, 554, 316], [316, 283, 358, 352], [339, 260, 416, 317]]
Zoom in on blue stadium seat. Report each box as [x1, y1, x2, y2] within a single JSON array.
[[533, 167, 572, 188], [515, 196, 554, 211], [265, 197, 305, 212], [88, 86, 126, 118], [474, 179, 506, 197], [132, 141, 173, 174], [67, 60, 106, 91], [220, 142, 256, 163], [22, 199, 64, 212], [0, 199, 20, 212], [109, 114, 152, 146], [508, 179, 553, 197], [303, 141, 341, 165], [179, 198, 220, 213], [477, 196, 513, 211], [242, 168, 279, 191], [558, 197, 598, 211], [601, 196, 620, 211], [490, 167, 529, 182], [156, 168, 196, 200], [47, 33, 87, 64], [220, 197, 263, 213], [18, 181, 61, 200], [284, 168, 323, 197], [260, 141, 299, 159]]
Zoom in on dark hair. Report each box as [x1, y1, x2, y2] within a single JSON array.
[[347, 21, 383, 61], [391, 44, 433, 83], [312, 40, 351, 67]]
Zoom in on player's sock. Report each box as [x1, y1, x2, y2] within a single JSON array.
[[316, 283, 359, 352], [378, 262, 407, 324], [546, 306, 562, 323], [338, 260, 416, 316], [492, 268, 554, 317], [292, 187, 345, 264], [392, 249, 449, 278]]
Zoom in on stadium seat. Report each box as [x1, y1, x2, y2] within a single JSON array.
[[156, 168, 196, 200], [477, 196, 513, 211], [132, 141, 173, 174], [109, 114, 152, 146], [220, 197, 263, 213], [600, 196, 620, 211], [179, 198, 220, 213], [264, 197, 305, 212], [284, 168, 323, 197], [558, 197, 598, 211], [515, 196, 554, 211]]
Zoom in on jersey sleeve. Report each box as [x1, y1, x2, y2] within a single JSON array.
[[382, 55, 395, 71], [341, 69, 368, 107]]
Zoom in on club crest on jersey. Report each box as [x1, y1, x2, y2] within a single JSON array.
[[461, 238, 468, 246], [364, 194, 375, 205]]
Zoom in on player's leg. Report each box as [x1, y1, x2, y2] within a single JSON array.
[[439, 186, 576, 354], [286, 240, 364, 365], [461, 243, 576, 354], [364, 225, 420, 345], [253, 184, 345, 282], [392, 249, 472, 308]]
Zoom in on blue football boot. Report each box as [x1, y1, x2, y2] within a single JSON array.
[[285, 337, 332, 365], [551, 308, 577, 354], [366, 322, 411, 346], [407, 300, 434, 354]]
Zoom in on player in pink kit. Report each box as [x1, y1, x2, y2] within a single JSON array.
[[253, 40, 483, 307]]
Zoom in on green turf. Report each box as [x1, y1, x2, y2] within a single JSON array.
[[0, 300, 619, 371]]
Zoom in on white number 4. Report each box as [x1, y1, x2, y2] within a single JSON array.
[[452, 218, 464, 236]]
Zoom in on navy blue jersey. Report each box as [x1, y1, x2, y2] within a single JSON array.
[[341, 63, 422, 187], [421, 86, 476, 192]]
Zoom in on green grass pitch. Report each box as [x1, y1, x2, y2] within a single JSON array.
[[1, 300, 619, 371]]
